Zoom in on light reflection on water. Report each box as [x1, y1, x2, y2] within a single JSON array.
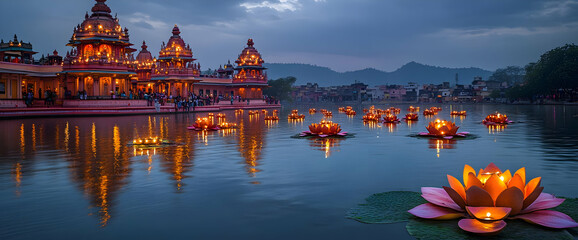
[[0, 104, 577, 239]]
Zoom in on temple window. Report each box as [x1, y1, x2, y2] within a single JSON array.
[[84, 45, 94, 58]]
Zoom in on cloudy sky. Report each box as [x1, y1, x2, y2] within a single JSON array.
[[1, 0, 577, 72]]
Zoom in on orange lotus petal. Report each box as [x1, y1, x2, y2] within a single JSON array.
[[463, 164, 476, 187], [508, 173, 525, 194], [458, 219, 507, 236], [443, 186, 466, 210], [466, 186, 494, 207], [466, 172, 483, 190], [523, 186, 544, 209], [447, 175, 466, 201], [466, 206, 511, 221], [484, 174, 508, 203], [484, 163, 501, 173], [495, 187, 525, 216], [513, 167, 526, 185], [501, 170, 512, 184], [525, 177, 542, 199]]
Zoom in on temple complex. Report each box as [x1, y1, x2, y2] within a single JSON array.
[[61, 0, 136, 98], [1, 0, 271, 104]]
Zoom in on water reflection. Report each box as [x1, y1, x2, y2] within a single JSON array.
[[428, 138, 457, 158], [236, 113, 267, 182], [487, 124, 507, 134], [309, 137, 343, 158], [383, 123, 397, 133]]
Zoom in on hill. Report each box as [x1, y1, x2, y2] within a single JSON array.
[[264, 62, 493, 86]]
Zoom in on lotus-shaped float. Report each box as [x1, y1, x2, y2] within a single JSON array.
[[403, 113, 419, 121], [288, 110, 305, 120], [383, 114, 401, 123], [483, 112, 513, 125], [187, 117, 220, 131], [450, 111, 467, 116], [264, 115, 279, 120], [309, 108, 316, 114], [300, 120, 347, 137], [219, 122, 238, 129], [408, 106, 419, 112], [419, 119, 469, 139], [363, 113, 381, 122], [423, 109, 436, 116], [408, 163, 578, 235]]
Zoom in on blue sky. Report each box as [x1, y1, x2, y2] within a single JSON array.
[[1, 0, 577, 72]]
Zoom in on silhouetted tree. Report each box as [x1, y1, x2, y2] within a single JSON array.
[[264, 76, 297, 101]]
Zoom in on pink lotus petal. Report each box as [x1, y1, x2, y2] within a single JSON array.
[[520, 197, 565, 214], [418, 132, 429, 136], [512, 210, 578, 229], [458, 132, 470, 135], [443, 136, 454, 139], [299, 133, 307, 137], [337, 133, 347, 136], [458, 219, 506, 235], [319, 134, 328, 138], [421, 187, 463, 212], [408, 203, 464, 220]]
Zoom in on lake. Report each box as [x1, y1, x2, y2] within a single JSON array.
[[1, 104, 577, 239]]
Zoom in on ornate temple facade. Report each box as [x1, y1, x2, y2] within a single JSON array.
[[61, 0, 136, 98], [1, 0, 270, 103]]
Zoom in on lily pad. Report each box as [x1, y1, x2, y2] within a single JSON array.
[[346, 191, 426, 223], [407, 218, 573, 240]]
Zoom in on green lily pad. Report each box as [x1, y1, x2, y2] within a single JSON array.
[[407, 218, 573, 240], [346, 191, 426, 224]]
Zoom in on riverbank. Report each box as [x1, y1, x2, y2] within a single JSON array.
[[0, 99, 280, 119]]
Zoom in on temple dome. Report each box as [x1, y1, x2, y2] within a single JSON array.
[[136, 41, 152, 62], [235, 38, 264, 67], [159, 25, 193, 59]]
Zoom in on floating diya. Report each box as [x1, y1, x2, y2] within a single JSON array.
[[323, 111, 333, 117], [288, 110, 305, 120], [345, 109, 356, 116], [219, 122, 238, 129], [423, 109, 437, 116], [483, 112, 513, 125], [132, 137, 161, 145], [300, 120, 347, 138], [208, 113, 214, 117], [408, 163, 578, 235], [264, 115, 279, 121], [216, 113, 226, 119], [408, 106, 419, 112], [450, 110, 467, 116], [382, 114, 401, 123], [403, 113, 419, 121], [363, 113, 381, 122], [187, 117, 220, 131], [418, 119, 469, 139], [338, 107, 346, 113], [309, 108, 317, 114], [248, 110, 258, 116]]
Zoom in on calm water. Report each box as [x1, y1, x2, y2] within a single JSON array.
[[1, 104, 577, 239]]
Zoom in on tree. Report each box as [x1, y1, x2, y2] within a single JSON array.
[[263, 76, 297, 101], [524, 44, 578, 99], [489, 66, 525, 85]]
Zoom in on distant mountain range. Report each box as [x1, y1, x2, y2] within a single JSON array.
[[263, 62, 493, 87]]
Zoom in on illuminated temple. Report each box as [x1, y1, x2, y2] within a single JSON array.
[[0, 0, 269, 100]]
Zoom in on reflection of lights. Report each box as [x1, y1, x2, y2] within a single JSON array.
[[20, 124, 25, 155], [364, 121, 381, 129], [309, 137, 342, 158], [13, 163, 22, 196], [32, 124, 36, 151], [487, 124, 507, 134], [428, 139, 456, 158], [91, 123, 97, 157], [384, 123, 396, 132], [113, 126, 120, 158], [98, 175, 111, 227], [64, 122, 70, 152]]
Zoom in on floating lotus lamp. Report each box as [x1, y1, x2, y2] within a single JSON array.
[[323, 111, 333, 117], [431, 107, 442, 112], [288, 111, 305, 120], [265, 115, 279, 121], [390, 107, 401, 114], [483, 112, 512, 125], [403, 113, 419, 121], [309, 108, 317, 114], [363, 113, 381, 122], [423, 109, 436, 116], [219, 122, 238, 129], [187, 117, 220, 131], [419, 119, 469, 139], [338, 107, 346, 113], [383, 114, 401, 123], [248, 110, 258, 116], [208, 113, 214, 117], [261, 109, 268, 114], [408, 163, 578, 235], [300, 120, 347, 137], [216, 113, 226, 119], [273, 109, 279, 114], [132, 137, 160, 145], [346, 109, 356, 116], [408, 106, 419, 112], [450, 110, 467, 116]]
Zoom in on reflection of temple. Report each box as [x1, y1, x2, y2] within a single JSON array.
[[236, 115, 266, 180], [61, 0, 136, 97]]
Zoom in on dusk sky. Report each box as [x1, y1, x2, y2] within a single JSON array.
[[1, 0, 577, 72]]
